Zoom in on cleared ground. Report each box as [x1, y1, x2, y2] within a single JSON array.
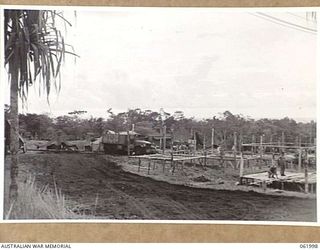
[[5, 152, 317, 221]]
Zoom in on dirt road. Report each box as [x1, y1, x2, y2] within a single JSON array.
[[11, 152, 316, 221]]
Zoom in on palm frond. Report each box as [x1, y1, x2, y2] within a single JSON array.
[[4, 9, 78, 103]]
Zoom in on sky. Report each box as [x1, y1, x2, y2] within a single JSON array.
[[4, 8, 318, 122]]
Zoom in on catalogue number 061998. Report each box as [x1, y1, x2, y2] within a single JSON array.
[[300, 244, 318, 248]]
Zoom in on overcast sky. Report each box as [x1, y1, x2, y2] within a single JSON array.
[[6, 8, 317, 121]]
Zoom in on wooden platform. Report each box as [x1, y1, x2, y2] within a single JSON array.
[[240, 171, 317, 193]]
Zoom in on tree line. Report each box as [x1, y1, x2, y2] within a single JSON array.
[[6, 107, 316, 149]]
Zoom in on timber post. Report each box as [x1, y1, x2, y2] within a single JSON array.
[[239, 133, 243, 152], [252, 134, 255, 154], [127, 131, 130, 156], [171, 153, 175, 174], [298, 148, 302, 172], [233, 132, 237, 169], [204, 151, 207, 167], [281, 131, 285, 153], [211, 128, 214, 154], [171, 128, 174, 151], [148, 159, 151, 175], [304, 149, 309, 193], [259, 135, 263, 169], [239, 152, 244, 179], [138, 158, 141, 172], [298, 136, 302, 172], [163, 125, 166, 155], [162, 159, 165, 173], [194, 131, 197, 152]]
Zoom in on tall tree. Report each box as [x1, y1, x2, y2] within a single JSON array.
[[4, 10, 76, 201]]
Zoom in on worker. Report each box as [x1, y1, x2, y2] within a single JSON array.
[[268, 164, 278, 179], [277, 152, 286, 176]]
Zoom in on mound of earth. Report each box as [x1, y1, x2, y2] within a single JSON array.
[[192, 175, 211, 182]]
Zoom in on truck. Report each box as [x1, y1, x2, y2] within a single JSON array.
[[102, 131, 156, 155]]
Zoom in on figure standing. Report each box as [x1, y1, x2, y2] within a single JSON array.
[[277, 152, 286, 176]]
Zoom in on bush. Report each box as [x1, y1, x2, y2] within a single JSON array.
[[5, 177, 90, 220]]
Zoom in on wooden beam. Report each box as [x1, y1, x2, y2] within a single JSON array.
[[148, 159, 151, 175], [211, 128, 214, 153], [233, 132, 237, 169], [127, 130, 130, 156], [138, 158, 141, 172], [239, 133, 243, 152], [204, 151, 207, 167], [163, 125, 166, 154], [259, 135, 263, 160], [239, 152, 244, 178], [304, 150, 309, 193], [171, 128, 174, 151], [298, 147, 302, 172], [172, 156, 205, 161], [252, 134, 255, 154], [241, 143, 315, 149]]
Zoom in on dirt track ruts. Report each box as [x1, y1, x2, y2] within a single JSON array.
[[14, 152, 317, 221]]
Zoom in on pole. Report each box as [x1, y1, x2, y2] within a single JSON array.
[[171, 153, 175, 174], [211, 128, 214, 153], [239, 133, 243, 152], [298, 136, 302, 172], [204, 151, 207, 167], [148, 159, 151, 175], [304, 149, 309, 193], [234, 132, 237, 169], [310, 122, 313, 145], [281, 131, 285, 152], [126, 130, 130, 156], [260, 135, 263, 160], [194, 131, 197, 152], [239, 152, 244, 178], [171, 128, 174, 151], [259, 135, 263, 168], [163, 125, 166, 154], [252, 134, 255, 154]]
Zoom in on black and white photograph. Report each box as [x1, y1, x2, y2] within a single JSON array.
[[1, 7, 318, 222]]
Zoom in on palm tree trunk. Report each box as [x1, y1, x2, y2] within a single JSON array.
[[9, 61, 19, 202]]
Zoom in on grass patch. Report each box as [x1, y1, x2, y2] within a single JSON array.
[[5, 177, 92, 220]]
